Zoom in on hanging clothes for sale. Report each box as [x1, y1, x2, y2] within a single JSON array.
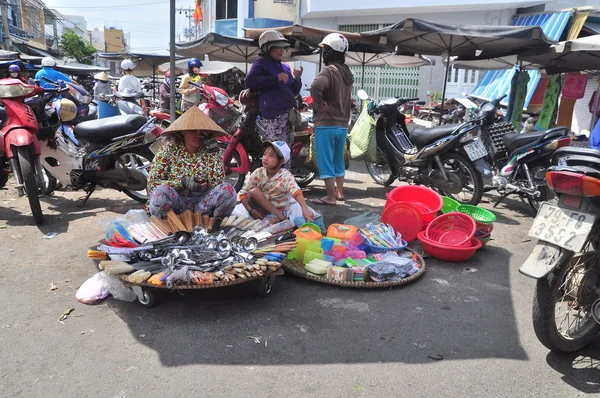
[[536, 74, 561, 130], [510, 71, 530, 131], [505, 69, 520, 123]]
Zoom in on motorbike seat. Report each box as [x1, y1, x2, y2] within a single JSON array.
[[551, 146, 600, 167], [503, 126, 569, 154], [410, 124, 459, 148], [82, 103, 98, 122], [74, 114, 146, 142]]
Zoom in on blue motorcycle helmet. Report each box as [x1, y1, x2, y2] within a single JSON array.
[[188, 58, 203, 74], [8, 64, 20, 73]]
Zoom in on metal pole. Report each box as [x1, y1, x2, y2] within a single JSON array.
[[318, 51, 322, 72], [590, 76, 600, 131], [152, 62, 156, 104], [169, 0, 177, 122], [1, 1, 12, 50], [439, 39, 453, 124]]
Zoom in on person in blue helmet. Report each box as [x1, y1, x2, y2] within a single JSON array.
[[35, 57, 72, 88], [178, 58, 208, 112], [8, 64, 27, 84]]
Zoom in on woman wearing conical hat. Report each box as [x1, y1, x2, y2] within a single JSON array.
[[93, 71, 112, 100], [146, 107, 236, 219]]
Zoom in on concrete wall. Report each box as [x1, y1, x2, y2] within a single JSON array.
[[255, 0, 297, 22]]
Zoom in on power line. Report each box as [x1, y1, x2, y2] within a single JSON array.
[[49, 1, 168, 10]]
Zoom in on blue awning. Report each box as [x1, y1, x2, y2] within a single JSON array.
[[470, 11, 572, 108]]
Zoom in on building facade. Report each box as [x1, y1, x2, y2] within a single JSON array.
[[104, 26, 126, 53], [200, 0, 299, 38]]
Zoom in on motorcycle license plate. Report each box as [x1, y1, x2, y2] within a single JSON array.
[[528, 203, 595, 252], [464, 140, 488, 161]]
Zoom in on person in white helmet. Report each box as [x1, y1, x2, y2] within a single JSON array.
[[310, 33, 354, 206], [35, 57, 72, 89], [245, 30, 303, 169], [118, 59, 142, 92]]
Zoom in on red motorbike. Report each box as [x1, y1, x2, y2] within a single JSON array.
[[190, 82, 316, 191], [0, 78, 64, 224]]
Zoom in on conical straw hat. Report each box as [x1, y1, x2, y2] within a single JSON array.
[[94, 71, 109, 81], [162, 106, 227, 137]]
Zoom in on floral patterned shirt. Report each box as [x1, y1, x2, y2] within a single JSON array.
[[238, 167, 302, 210], [147, 141, 224, 192]]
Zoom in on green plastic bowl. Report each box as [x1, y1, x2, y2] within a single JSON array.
[[441, 196, 461, 214], [456, 205, 496, 224]]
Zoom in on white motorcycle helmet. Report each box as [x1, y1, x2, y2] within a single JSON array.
[[121, 59, 135, 71], [319, 33, 349, 53], [41, 57, 56, 67], [259, 30, 289, 53]]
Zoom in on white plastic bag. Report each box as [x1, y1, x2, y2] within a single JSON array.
[[76, 272, 111, 304], [76, 271, 137, 304]]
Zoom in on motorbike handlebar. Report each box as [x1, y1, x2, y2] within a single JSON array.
[[491, 94, 507, 107]]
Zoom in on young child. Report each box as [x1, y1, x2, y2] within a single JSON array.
[[236, 141, 315, 223]]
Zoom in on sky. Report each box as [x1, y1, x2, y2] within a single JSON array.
[[43, 0, 199, 53]]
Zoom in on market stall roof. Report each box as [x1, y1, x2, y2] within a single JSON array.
[[293, 52, 434, 68], [469, 11, 572, 107], [361, 18, 555, 57], [175, 33, 266, 66], [243, 24, 384, 53], [97, 51, 183, 77], [54, 62, 109, 76], [519, 34, 600, 73], [0, 50, 20, 61], [451, 54, 544, 70], [157, 59, 246, 75]]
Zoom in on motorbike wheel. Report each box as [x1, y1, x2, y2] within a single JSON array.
[[294, 169, 316, 188], [218, 141, 246, 192], [439, 152, 483, 205], [17, 147, 44, 225], [112, 148, 154, 203], [527, 165, 557, 214], [532, 233, 600, 353], [365, 148, 395, 186], [39, 167, 57, 196]]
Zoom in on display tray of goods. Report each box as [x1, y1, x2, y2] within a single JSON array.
[[282, 222, 426, 288], [86, 211, 300, 307]]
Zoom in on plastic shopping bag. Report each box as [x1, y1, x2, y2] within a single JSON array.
[[348, 101, 377, 162]]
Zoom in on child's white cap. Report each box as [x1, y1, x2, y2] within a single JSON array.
[[265, 141, 291, 163]]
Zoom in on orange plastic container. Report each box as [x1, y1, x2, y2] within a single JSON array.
[[294, 226, 324, 240], [326, 224, 359, 240]]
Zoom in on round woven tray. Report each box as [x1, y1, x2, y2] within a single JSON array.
[[118, 267, 284, 290], [282, 248, 426, 288]]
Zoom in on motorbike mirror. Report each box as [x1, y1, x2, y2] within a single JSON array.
[[357, 89, 369, 100], [427, 90, 431, 95]]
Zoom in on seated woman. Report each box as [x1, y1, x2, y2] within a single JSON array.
[[146, 106, 236, 219]]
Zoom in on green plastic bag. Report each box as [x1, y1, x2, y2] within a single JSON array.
[[348, 100, 377, 162]]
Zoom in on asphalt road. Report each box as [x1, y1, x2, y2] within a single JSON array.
[[1, 161, 599, 397]]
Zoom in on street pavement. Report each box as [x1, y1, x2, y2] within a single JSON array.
[[0, 161, 599, 397]]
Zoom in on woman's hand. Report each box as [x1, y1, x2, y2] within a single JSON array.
[[277, 72, 289, 84], [293, 66, 303, 80]]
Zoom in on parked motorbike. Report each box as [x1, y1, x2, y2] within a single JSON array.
[[0, 78, 64, 224], [37, 78, 162, 206], [520, 146, 600, 353], [362, 89, 488, 205], [187, 81, 317, 190], [479, 95, 572, 213]]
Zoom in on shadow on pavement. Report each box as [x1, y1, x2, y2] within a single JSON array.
[[107, 243, 528, 367], [0, 190, 138, 232], [546, 345, 600, 394]]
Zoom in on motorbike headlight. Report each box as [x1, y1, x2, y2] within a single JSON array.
[[459, 125, 479, 143], [69, 86, 92, 105], [215, 91, 229, 107]]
